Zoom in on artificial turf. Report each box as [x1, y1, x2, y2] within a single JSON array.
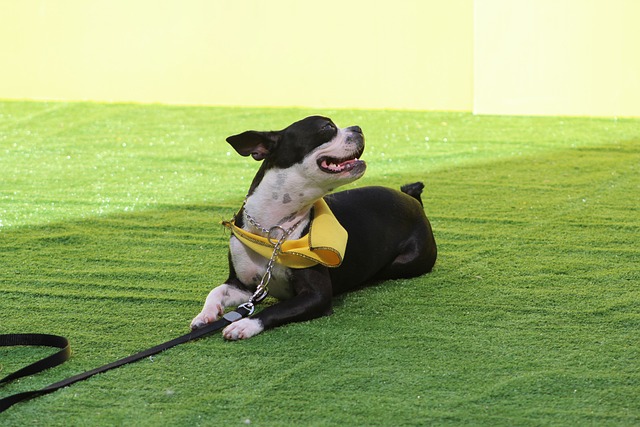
[[1, 101, 639, 426]]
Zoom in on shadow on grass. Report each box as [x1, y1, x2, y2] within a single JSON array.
[[1, 204, 234, 302]]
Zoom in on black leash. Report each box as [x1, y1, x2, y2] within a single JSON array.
[[0, 306, 251, 413]]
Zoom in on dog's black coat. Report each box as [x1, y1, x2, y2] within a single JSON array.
[[325, 184, 437, 289]]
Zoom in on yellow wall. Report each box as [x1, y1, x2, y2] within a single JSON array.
[[475, 0, 640, 117], [1, 0, 639, 116], [0, 0, 474, 111]]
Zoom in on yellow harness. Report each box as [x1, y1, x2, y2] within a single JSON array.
[[222, 199, 347, 269]]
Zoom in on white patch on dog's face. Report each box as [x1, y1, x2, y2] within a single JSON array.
[[288, 125, 366, 196], [311, 126, 366, 180]]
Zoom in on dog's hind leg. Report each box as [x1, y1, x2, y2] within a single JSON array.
[[376, 224, 437, 280]]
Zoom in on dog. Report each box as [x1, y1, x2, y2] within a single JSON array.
[[191, 116, 437, 340]]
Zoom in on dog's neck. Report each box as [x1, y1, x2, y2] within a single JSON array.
[[242, 167, 326, 235]]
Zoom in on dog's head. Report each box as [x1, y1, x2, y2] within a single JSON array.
[[227, 116, 366, 195]]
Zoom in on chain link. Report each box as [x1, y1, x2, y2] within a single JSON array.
[[241, 212, 308, 310]]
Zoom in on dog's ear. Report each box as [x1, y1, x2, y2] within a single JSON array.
[[226, 131, 281, 161]]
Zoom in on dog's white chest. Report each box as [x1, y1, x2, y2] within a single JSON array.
[[229, 237, 295, 300]]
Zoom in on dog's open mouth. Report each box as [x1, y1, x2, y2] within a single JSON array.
[[318, 155, 366, 174]]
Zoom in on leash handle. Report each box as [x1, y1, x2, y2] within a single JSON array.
[[0, 334, 71, 385], [0, 334, 71, 414], [0, 306, 251, 414]]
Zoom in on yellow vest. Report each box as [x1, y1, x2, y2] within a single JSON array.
[[222, 199, 347, 269]]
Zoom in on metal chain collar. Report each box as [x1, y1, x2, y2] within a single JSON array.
[[237, 207, 308, 315]]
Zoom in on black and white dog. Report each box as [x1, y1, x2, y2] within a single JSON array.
[[191, 116, 437, 340]]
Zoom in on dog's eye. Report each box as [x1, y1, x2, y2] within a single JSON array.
[[320, 123, 336, 132]]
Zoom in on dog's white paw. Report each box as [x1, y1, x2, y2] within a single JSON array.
[[190, 303, 223, 330], [223, 318, 264, 340], [192, 284, 254, 330]]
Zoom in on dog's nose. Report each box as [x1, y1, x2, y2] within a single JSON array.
[[349, 125, 363, 134]]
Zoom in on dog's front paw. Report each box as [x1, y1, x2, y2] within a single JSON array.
[[223, 318, 264, 340], [190, 303, 223, 330]]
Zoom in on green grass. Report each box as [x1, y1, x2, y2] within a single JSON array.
[[1, 101, 639, 426]]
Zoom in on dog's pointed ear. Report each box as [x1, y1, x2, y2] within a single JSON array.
[[226, 130, 281, 161]]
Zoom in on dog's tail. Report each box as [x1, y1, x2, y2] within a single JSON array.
[[401, 182, 425, 206]]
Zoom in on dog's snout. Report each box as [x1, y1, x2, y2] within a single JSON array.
[[349, 125, 363, 134]]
